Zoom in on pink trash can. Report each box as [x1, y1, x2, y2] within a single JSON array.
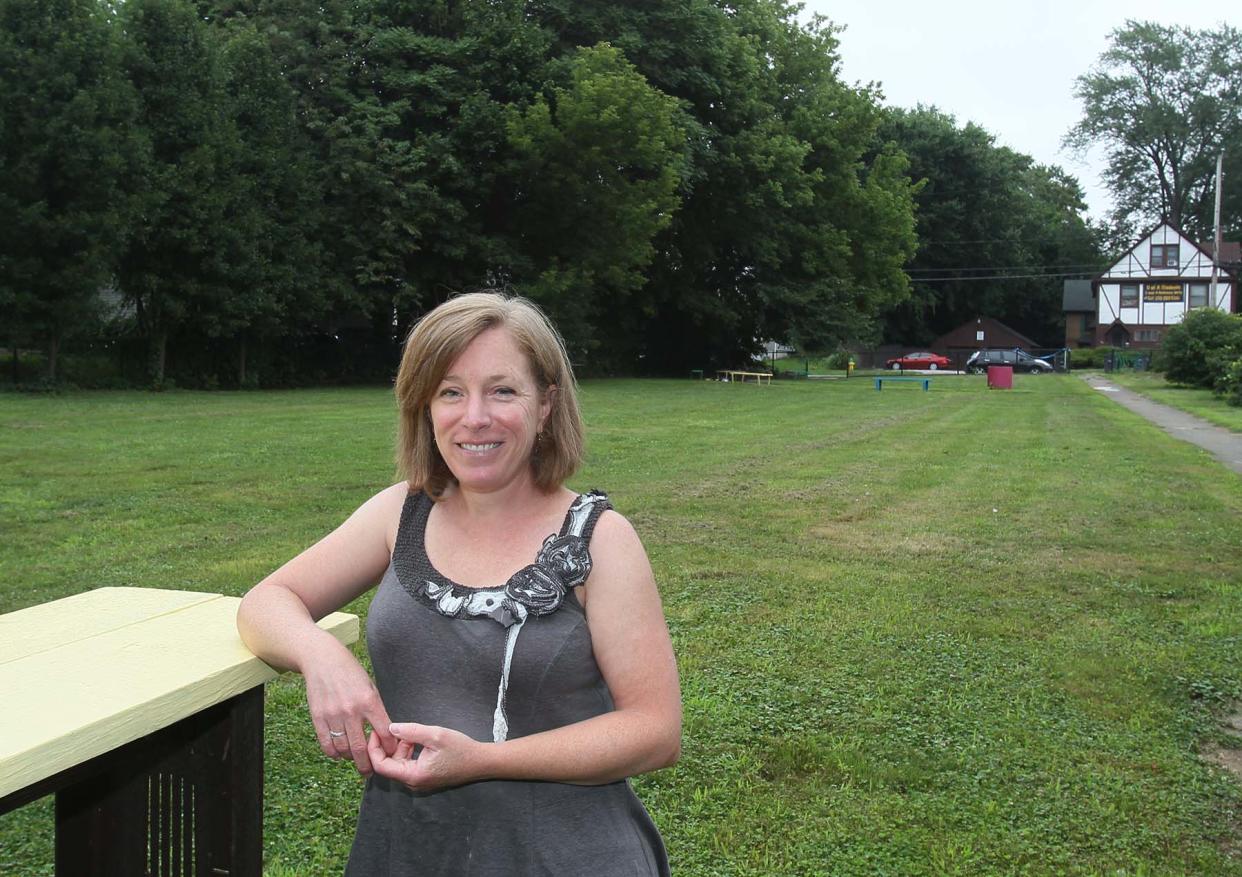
[[987, 365, 1013, 389]]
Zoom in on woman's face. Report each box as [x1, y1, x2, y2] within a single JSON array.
[[429, 327, 552, 495]]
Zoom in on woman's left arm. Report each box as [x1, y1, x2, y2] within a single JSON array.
[[368, 510, 682, 790]]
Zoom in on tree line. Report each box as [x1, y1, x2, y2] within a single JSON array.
[[1067, 20, 1242, 248], [10, 2, 1225, 387]]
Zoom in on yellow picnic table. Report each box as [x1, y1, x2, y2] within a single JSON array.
[[716, 369, 773, 385], [0, 586, 357, 876]]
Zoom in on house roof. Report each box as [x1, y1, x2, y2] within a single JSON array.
[[1062, 279, 1094, 312], [931, 316, 1039, 351], [1095, 219, 1220, 281], [1214, 241, 1241, 265]]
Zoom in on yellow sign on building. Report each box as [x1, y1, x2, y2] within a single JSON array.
[[1145, 283, 1183, 302]]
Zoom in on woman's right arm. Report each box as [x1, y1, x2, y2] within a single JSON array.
[[237, 481, 409, 774]]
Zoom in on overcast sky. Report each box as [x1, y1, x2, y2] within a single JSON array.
[[801, 0, 1237, 221]]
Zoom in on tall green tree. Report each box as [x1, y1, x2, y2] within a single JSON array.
[[533, 0, 918, 370], [162, 0, 921, 376], [194, 0, 407, 370], [117, 0, 237, 383], [357, 0, 552, 320], [506, 43, 686, 362], [0, 0, 139, 380], [232, 0, 684, 367], [210, 23, 324, 385], [877, 107, 1102, 346], [1066, 20, 1242, 241], [206, 0, 556, 350]]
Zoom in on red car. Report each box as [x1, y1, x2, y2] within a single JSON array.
[[885, 351, 951, 371]]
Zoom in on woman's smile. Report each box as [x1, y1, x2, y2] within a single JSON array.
[[458, 441, 501, 452]]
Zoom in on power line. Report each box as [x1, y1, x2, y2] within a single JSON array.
[[916, 237, 1094, 246], [906, 263, 1106, 274], [909, 271, 1097, 283]]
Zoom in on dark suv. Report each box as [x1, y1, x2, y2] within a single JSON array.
[[966, 349, 1054, 374]]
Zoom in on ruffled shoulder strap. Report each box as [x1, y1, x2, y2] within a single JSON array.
[[558, 490, 612, 542]]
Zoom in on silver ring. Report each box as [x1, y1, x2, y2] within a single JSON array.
[[328, 729, 346, 739]]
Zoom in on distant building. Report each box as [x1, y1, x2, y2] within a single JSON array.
[[757, 340, 795, 361], [931, 316, 1038, 361], [1072, 221, 1237, 349], [1062, 279, 1096, 349], [1212, 240, 1241, 276]]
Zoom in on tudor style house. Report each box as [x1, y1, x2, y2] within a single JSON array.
[[1076, 221, 1237, 349]]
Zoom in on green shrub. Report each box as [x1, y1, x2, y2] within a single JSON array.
[[1219, 358, 1242, 407], [825, 350, 853, 370], [1160, 308, 1242, 388], [1068, 346, 1121, 369], [774, 353, 851, 374]]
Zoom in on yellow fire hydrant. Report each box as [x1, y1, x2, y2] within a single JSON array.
[[847, 358, 855, 378]]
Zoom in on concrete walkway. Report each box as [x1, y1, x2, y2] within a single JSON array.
[[1082, 374, 1242, 475]]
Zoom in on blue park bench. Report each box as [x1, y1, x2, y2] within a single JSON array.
[[874, 376, 930, 392]]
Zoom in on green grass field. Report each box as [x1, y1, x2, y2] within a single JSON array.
[[1105, 371, 1242, 433], [3, 375, 1241, 876]]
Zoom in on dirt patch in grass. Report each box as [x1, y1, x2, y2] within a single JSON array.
[[1203, 744, 1242, 782], [1200, 704, 1242, 798], [1222, 708, 1242, 737], [1203, 707, 1242, 861]]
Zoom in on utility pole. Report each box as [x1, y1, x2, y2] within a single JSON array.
[[1211, 152, 1223, 306]]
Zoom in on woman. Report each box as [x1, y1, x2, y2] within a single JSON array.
[[237, 292, 681, 875]]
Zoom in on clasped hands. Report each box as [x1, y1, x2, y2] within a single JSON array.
[[308, 656, 485, 791], [325, 713, 484, 793], [367, 722, 486, 792]]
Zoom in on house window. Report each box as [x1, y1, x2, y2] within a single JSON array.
[[1136, 329, 1162, 342], [1119, 283, 1139, 308], [1151, 244, 1180, 268], [1188, 282, 1209, 308]]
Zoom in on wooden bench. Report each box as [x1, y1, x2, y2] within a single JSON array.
[[0, 587, 357, 876], [874, 376, 930, 392], [717, 369, 773, 385]]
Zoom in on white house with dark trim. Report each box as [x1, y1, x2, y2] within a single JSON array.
[[1087, 221, 1237, 349]]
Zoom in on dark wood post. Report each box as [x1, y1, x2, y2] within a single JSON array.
[[37, 686, 265, 877]]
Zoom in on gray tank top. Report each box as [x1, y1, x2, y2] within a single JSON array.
[[344, 490, 670, 876]]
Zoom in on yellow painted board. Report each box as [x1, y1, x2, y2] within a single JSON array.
[[0, 593, 358, 798], [0, 587, 219, 666]]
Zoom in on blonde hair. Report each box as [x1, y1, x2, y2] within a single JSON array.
[[394, 291, 584, 496]]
